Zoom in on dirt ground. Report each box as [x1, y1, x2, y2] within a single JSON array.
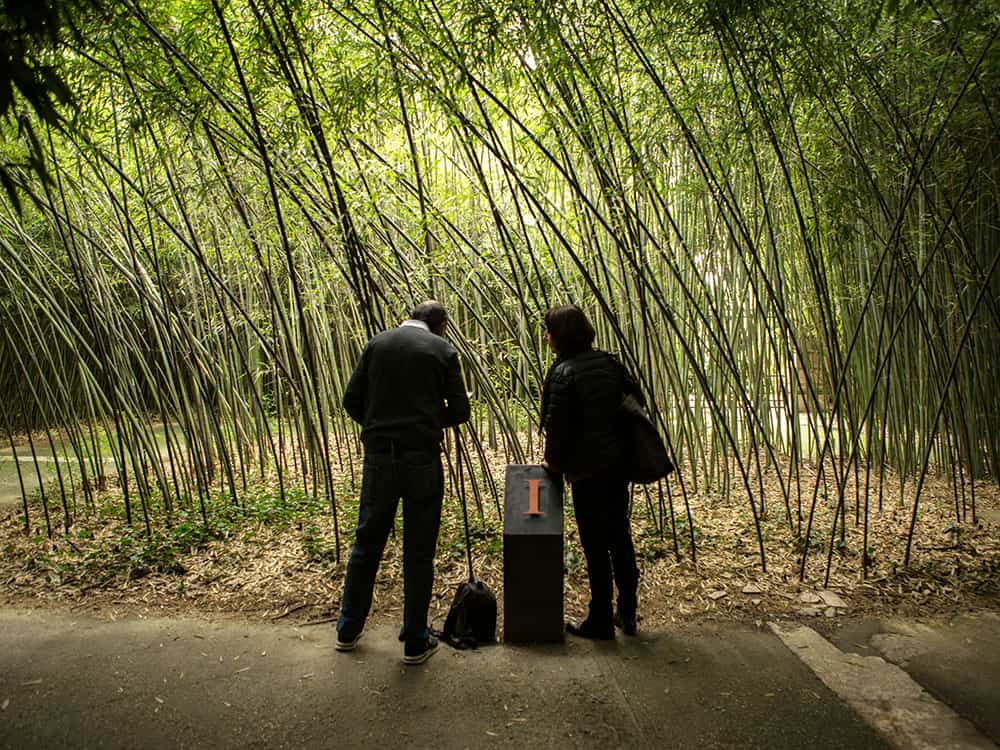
[[2, 459, 999, 635]]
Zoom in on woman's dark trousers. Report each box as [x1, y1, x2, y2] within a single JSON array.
[[337, 446, 444, 645], [571, 476, 639, 627]]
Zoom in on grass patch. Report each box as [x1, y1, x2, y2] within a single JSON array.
[[7, 480, 348, 588]]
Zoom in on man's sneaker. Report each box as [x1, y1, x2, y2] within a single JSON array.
[[335, 629, 363, 652], [402, 635, 439, 665]]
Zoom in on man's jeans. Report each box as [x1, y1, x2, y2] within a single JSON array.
[[337, 447, 444, 644]]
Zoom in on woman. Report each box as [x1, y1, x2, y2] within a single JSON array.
[[540, 304, 643, 639]]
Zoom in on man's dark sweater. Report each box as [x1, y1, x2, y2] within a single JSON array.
[[343, 321, 471, 450]]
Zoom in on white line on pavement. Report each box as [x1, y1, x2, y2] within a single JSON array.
[[770, 621, 996, 750]]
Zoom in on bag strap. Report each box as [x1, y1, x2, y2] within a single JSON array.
[[454, 426, 475, 581]]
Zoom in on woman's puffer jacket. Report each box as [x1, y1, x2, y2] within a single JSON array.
[[541, 350, 643, 482]]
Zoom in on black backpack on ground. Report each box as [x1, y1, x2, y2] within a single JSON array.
[[440, 577, 497, 649], [436, 429, 497, 650]]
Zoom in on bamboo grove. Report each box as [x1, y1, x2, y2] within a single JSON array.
[[0, 0, 997, 581]]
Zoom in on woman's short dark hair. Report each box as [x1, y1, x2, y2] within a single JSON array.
[[545, 304, 595, 356]]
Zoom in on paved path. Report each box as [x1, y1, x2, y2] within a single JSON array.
[[0, 609, 996, 749]]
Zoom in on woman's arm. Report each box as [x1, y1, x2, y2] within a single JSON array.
[[617, 357, 646, 409], [542, 367, 574, 473]]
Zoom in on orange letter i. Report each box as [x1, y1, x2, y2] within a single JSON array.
[[526, 479, 543, 516]]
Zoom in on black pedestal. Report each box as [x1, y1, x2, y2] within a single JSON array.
[[503, 534, 563, 642], [502, 464, 564, 644]]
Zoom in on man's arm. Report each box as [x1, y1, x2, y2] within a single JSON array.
[[441, 351, 471, 427], [342, 344, 370, 425]]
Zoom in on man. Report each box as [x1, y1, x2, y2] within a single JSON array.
[[336, 300, 471, 665]]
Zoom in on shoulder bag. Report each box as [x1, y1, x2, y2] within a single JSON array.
[[620, 394, 674, 484]]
